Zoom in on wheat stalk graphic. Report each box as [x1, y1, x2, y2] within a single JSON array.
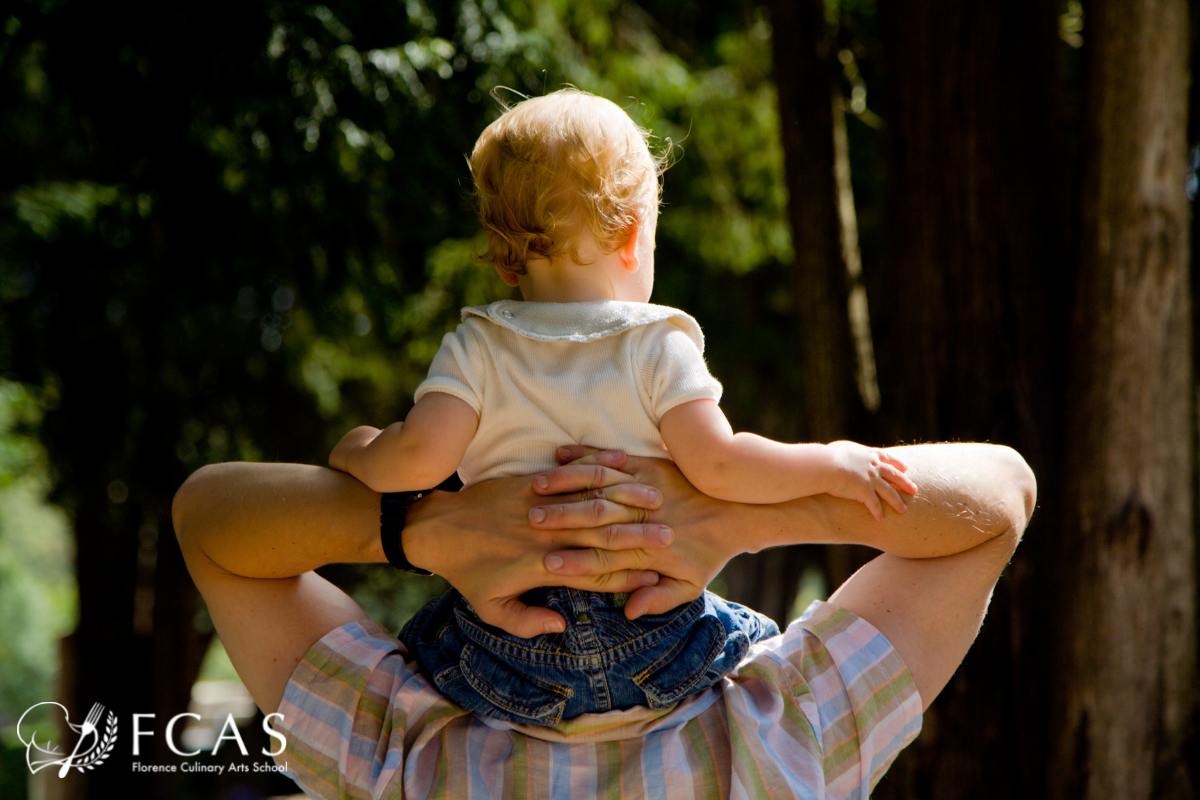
[[72, 713, 117, 772]]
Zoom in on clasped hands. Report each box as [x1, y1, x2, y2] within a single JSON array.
[[403, 446, 734, 639]]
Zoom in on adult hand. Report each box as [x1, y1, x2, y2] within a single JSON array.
[[403, 454, 674, 639], [533, 447, 740, 620]]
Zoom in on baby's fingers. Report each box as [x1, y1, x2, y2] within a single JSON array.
[[861, 490, 885, 522], [878, 450, 910, 472], [881, 463, 919, 495], [875, 480, 909, 516]]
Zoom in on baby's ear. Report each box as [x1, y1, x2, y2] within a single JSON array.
[[493, 264, 522, 286], [618, 219, 642, 272]]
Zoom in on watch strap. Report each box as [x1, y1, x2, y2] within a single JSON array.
[[380, 476, 459, 575]]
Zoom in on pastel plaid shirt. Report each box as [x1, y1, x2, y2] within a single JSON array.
[[273, 600, 922, 800]]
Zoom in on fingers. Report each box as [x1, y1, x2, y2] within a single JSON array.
[[546, 566, 662, 595], [863, 491, 885, 522], [541, 522, 674, 561], [475, 567, 665, 637], [540, 480, 663, 510], [476, 599, 569, 639], [882, 463, 919, 495], [554, 447, 628, 468], [868, 457, 918, 519], [874, 481, 908, 516], [623, 578, 703, 620], [599, 481, 663, 509], [532, 463, 635, 495], [529, 494, 661, 528], [470, 563, 661, 638], [543, 535, 663, 576], [878, 450, 909, 472]]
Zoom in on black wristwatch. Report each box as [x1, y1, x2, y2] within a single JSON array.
[[380, 475, 460, 575]]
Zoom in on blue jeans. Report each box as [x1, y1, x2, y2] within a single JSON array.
[[400, 587, 780, 726]]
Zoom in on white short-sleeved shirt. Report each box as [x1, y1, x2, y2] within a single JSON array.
[[414, 300, 723, 486]]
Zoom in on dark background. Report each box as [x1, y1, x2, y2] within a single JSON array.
[[0, 0, 1195, 798]]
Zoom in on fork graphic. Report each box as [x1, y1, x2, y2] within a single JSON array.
[[58, 703, 103, 777]]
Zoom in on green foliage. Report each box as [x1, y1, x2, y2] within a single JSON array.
[[0, 382, 76, 724], [0, 0, 828, 721]]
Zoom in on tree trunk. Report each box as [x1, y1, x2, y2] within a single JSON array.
[[767, 0, 859, 447], [1051, 0, 1196, 796], [873, 0, 1070, 797], [727, 0, 864, 626]]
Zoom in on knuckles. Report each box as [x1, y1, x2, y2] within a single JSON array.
[[587, 465, 607, 488], [588, 499, 607, 522], [603, 525, 622, 550]]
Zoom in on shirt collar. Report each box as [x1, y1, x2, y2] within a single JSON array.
[[463, 299, 705, 351]]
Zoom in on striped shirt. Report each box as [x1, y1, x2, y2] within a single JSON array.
[[274, 600, 922, 800]]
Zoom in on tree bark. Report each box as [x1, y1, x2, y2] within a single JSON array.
[[874, 0, 1070, 797], [877, 0, 1068, 454], [1052, 0, 1196, 796], [767, 0, 860, 447]]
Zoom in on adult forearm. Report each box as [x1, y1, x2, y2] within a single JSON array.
[[534, 444, 1034, 620], [741, 443, 1036, 558], [173, 462, 385, 579]]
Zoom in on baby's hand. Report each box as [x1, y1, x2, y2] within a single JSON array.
[[823, 441, 918, 521]]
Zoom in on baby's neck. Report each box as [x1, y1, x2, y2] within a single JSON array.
[[519, 282, 619, 303], [518, 250, 639, 303]]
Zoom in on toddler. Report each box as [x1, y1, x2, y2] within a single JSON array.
[[330, 89, 917, 726]]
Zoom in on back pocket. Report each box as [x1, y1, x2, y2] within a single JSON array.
[[457, 642, 574, 725], [633, 615, 730, 708]]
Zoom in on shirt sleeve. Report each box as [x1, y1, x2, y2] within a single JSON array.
[[271, 620, 469, 800], [638, 321, 723, 421], [781, 601, 924, 797], [414, 320, 486, 413]]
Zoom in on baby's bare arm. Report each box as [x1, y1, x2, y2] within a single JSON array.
[[659, 399, 916, 518], [330, 392, 478, 493]]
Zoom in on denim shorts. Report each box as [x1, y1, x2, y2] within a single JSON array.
[[400, 587, 780, 726]]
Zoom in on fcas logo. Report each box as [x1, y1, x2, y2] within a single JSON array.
[[17, 702, 118, 776]]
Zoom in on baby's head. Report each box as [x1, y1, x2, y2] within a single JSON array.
[[470, 89, 666, 278]]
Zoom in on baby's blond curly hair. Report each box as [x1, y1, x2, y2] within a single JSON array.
[[470, 89, 668, 276]]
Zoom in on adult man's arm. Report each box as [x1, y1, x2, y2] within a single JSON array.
[[535, 443, 1036, 708], [172, 462, 667, 714], [820, 444, 1034, 709]]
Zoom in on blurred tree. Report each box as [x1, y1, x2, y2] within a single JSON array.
[[858, 0, 1197, 798], [743, 0, 884, 621], [768, 0, 859, 445]]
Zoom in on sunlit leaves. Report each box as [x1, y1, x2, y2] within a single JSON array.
[[12, 183, 119, 239]]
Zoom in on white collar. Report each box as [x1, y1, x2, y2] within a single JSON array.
[[463, 300, 706, 351]]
